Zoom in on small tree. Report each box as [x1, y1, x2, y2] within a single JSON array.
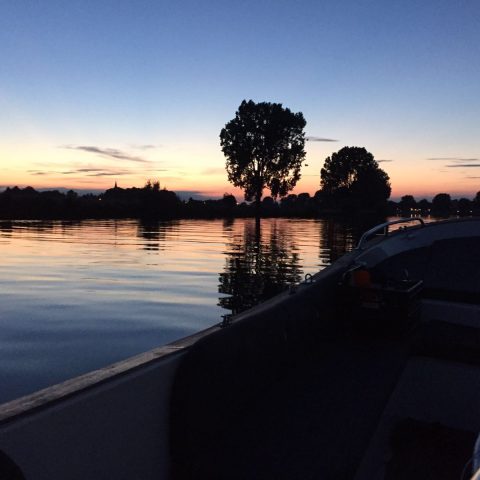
[[222, 193, 237, 209], [473, 192, 480, 215], [431, 193, 451, 217], [399, 195, 417, 215], [320, 146, 391, 212], [457, 198, 472, 216], [418, 198, 431, 215], [220, 100, 306, 218]]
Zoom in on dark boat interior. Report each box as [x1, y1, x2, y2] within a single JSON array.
[[170, 231, 480, 479]]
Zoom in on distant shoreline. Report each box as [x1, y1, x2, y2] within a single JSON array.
[[0, 185, 476, 221]]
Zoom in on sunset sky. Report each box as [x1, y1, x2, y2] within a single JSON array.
[[1, 0, 479, 200]]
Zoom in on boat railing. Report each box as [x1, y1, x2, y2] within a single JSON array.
[[356, 217, 425, 250]]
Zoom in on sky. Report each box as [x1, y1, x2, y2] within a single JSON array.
[[1, 0, 479, 200]]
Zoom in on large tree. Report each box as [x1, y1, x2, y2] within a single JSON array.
[[220, 100, 306, 216], [320, 146, 391, 211]]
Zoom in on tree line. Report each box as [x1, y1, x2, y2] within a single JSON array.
[[0, 184, 180, 220], [0, 183, 237, 220], [394, 193, 480, 217], [1, 183, 479, 220]]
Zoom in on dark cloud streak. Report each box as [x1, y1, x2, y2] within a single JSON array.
[[305, 136, 338, 142], [62, 145, 150, 163], [86, 171, 131, 177], [447, 164, 480, 168], [29, 167, 132, 176], [428, 157, 479, 162]]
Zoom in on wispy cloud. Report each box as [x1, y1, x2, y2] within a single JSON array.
[[85, 171, 132, 177], [62, 145, 150, 163], [427, 156, 480, 170], [28, 169, 72, 176], [377, 159, 393, 163], [29, 167, 132, 177], [427, 157, 479, 162], [57, 168, 110, 174], [447, 164, 480, 168], [28, 162, 169, 180], [131, 144, 162, 150], [306, 136, 338, 142]]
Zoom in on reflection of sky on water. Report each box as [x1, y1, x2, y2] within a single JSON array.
[[0, 218, 359, 403]]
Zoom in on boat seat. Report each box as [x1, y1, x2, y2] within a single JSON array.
[[415, 300, 480, 364], [413, 236, 480, 364], [422, 237, 480, 304], [370, 237, 480, 305], [416, 320, 480, 365], [421, 299, 480, 328]]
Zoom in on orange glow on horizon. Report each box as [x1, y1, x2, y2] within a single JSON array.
[[2, 142, 480, 202], [4, 171, 480, 202]]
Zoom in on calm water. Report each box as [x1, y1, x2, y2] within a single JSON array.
[[0, 217, 367, 404]]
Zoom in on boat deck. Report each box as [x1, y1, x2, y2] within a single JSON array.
[[171, 332, 410, 479], [201, 338, 408, 480]]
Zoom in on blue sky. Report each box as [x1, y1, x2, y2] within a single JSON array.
[[1, 0, 479, 199]]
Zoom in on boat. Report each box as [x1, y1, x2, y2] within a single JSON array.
[[1, 217, 480, 479]]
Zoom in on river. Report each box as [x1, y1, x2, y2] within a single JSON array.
[[0, 217, 382, 403]]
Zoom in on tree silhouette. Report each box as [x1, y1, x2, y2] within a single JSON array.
[[417, 198, 431, 215], [473, 192, 480, 215], [220, 100, 306, 218], [320, 146, 391, 212], [399, 195, 417, 215], [431, 193, 451, 217], [457, 198, 472, 216]]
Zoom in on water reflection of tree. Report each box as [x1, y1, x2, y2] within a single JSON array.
[[218, 220, 303, 318], [0, 220, 13, 237], [0, 219, 82, 237], [321, 219, 356, 263], [321, 216, 386, 263], [136, 220, 177, 251]]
